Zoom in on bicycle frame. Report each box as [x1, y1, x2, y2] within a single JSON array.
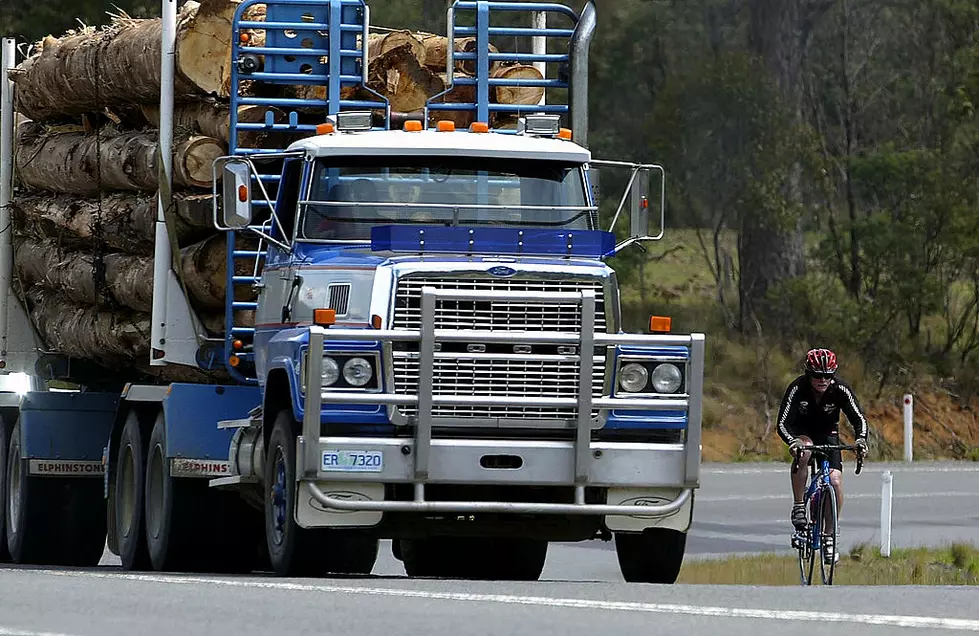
[[792, 443, 864, 585]]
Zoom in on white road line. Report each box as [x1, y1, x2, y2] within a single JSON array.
[[0, 628, 79, 636], [34, 570, 979, 632], [699, 491, 979, 503]]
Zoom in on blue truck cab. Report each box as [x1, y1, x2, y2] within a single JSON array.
[[0, 0, 704, 583]]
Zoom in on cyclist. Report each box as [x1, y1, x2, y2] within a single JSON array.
[[776, 348, 869, 564]]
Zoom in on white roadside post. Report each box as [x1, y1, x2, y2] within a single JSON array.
[[880, 469, 893, 557], [903, 393, 913, 462]]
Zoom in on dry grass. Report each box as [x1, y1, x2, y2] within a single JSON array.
[[612, 227, 979, 463], [677, 542, 979, 585]]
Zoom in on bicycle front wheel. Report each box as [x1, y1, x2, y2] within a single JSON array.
[[820, 483, 839, 585], [798, 491, 818, 586]]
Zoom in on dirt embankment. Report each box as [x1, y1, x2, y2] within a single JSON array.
[[701, 389, 979, 463]]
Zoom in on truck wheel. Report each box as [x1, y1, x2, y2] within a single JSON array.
[[614, 528, 687, 584], [324, 531, 378, 575], [52, 477, 107, 567], [145, 412, 200, 572], [400, 538, 449, 578], [115, 411, 151, 570], [477, 538, 548, 581], [0, 418, 10, 562], [264, 410, 329, 576], [5, 421, 57, 564]]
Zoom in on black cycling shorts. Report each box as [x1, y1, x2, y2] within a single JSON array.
[[798, 431, 842, 471]]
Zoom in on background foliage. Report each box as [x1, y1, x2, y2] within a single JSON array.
[[5, 0, 979, 456]]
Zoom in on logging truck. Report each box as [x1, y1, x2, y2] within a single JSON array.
[[0, 0, 704, 582]]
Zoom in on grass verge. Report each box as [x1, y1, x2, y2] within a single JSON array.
[[677, 542, 979, 585]]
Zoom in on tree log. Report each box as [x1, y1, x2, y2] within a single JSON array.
[[369, 31, 427, 62], [140, 102, 288, 148], [12, 233, 253, 313], [11, 191, 215, 255], [366, 43, 445, 113], [419, 34, 500, 75], [26, 289, 151, 363], [8, 0, 252, 121], [14, 122, 226, 194], [491, 64, 545, 106], [15, 238, 155, 313]]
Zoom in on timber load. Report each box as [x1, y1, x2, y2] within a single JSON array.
[[5, 0, 548, 375]]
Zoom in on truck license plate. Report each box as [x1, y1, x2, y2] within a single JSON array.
[[321, 449, 383, 472]]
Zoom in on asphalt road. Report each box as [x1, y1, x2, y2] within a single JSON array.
[[93, 460, 979, 579], [2, 461, 976, 635], [1, 567, 978, 635]]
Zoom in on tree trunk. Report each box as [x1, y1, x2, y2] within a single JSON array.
[[13, 234, 252, 313], [740, 0, 824, 324], [8, 0, 251, 121], [26, 289, 151, 363], [140, 102, 287, 148], [11, 191, 215, 255], [419, 34, 500, 75], [14, 122, 225, 194], [367, 43, 446, 113], [369, 31, 427, 62], [15, 238, 155, 312], [178, 234, 258, 310]]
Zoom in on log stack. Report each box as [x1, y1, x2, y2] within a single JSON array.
[[5, 0, 548, 374]]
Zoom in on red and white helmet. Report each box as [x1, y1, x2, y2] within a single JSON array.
[[805, 348, 838, 376]]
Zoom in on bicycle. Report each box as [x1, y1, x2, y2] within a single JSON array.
[[789, 444, 864, 586]]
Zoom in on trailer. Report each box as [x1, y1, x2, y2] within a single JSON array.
[[0, 0, 704, 582]]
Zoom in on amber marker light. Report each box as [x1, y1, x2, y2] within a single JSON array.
[[649, 316, 672, 333], [314, 308, 337, 327]]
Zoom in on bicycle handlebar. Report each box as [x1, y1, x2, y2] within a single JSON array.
[[791, 443, 864, 475]]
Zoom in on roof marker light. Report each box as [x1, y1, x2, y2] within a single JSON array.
[[316, 122, 335, 135], [558, 128, 573, 140], [404, 120, 423, 132], [469, 121, 489, 133], [437, 120, 455, 132]]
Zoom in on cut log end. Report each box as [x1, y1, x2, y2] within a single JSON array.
[[175, 136, 227, 189]]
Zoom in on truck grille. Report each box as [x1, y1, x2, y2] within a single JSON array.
[[391, 276, 608, 421]]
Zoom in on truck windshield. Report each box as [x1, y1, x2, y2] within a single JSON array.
[[299, 156, 593, 241]]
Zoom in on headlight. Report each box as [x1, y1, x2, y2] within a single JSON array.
[[618, 363, 649, 392], [651, 363, 682, 393], [322, 356, 340, 386], [342, 357, 373, 387]]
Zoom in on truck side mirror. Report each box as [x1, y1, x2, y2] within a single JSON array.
[[222, 160, 253, 228], [630, 167, 650, 238]]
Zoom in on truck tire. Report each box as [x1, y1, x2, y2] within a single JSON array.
[[400, 538, 449, 578], [614, 528, 687, 584], [52, 477, 107, 567], [401, 537, 546, 581], [324, 530, 379, 575], [145, 412, 199, 572], [4, 421, 57, 564], [264, 410, 330, 576], [477, 538, 548, 581], [0, 418, 10, 563], [115, 411, 151, 570]]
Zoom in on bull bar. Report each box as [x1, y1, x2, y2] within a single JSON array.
[[299, 287, 704, 517]]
